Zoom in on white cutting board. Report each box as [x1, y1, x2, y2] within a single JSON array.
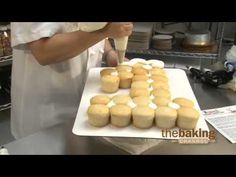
[[72, 68, 209, 139]]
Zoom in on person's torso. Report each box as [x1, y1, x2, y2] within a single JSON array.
[[11, 22, 105, 138]]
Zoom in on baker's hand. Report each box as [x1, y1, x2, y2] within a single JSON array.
[[106, 50, 129, 67], [103, 22, 133, 39]]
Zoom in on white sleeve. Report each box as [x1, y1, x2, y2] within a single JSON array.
[[11, 22, 62, 50]]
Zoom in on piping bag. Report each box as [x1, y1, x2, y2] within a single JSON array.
[[114, 36, 129, 64]]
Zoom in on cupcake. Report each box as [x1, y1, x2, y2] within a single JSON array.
[[87, 104, 110, 127], [100, 68, 117, 77], [153, 97, 170, 107], [177, 107, 200, 130], [155, 106, 177, 129], [116, 65, 133, 72], [132, 67, 148, 75], [133, 96, 151, 106], [130, 88, 150, 98], [150, 75, 168, 83], [132, 75, 149, 82], [90, 95, 111, 105], [173, 97, 194, 108], [118, 71, 134, 89], [132, 106, 155, 129], [110, 104, 132, 127], [150, 68, 166, 76], [131, 81, 150, 89], [152, 89, 171, 99], [101, 75, 120, 93], [151, 82, 169, 90], [112, 95, 132, 105]]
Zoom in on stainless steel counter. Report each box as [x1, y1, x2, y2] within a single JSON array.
[[4, 71, 236, 154]]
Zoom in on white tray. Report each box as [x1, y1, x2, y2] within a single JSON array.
[[72, 68, 209, 139]]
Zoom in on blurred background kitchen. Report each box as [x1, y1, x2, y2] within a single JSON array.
[[0, 22, 235, 145]]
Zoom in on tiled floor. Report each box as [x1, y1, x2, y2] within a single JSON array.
[[0, 109, 15, 146]]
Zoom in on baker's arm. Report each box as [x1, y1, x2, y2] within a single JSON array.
[[29, 30, 107, 66], [28, 23, 133, 66]]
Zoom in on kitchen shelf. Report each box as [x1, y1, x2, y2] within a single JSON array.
[[0, 55, 12, 112], [127, 22, 225, 62], [127, 48, 218, 60], [0, 88, 11, 112], [0, 55, 12, 67], [126, 37, 219, 60], [0, 103, 11, 111]]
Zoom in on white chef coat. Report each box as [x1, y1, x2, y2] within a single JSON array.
[[10, 22, 105, 139]]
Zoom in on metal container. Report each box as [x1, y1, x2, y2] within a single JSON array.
[[184, 30, 211, 46], [152, 35, 173, 50], [155, 29, 175, 38]]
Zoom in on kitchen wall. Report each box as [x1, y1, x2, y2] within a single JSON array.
[[224, 22, 236, 38]]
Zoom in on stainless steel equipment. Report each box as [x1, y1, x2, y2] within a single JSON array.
[[184, 30, 211, 46]]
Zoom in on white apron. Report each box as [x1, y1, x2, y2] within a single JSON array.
[[10, 22, 105, 139]]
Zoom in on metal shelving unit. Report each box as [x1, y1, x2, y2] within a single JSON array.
[[127, 48, 218, 59], [0, 83, 11, 111], [0, 103, 11, 111], [0, 22, 12, 112], [0, 55, 12, 67], [126, 22, 225, 64], [0, 55, 12, 111]]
